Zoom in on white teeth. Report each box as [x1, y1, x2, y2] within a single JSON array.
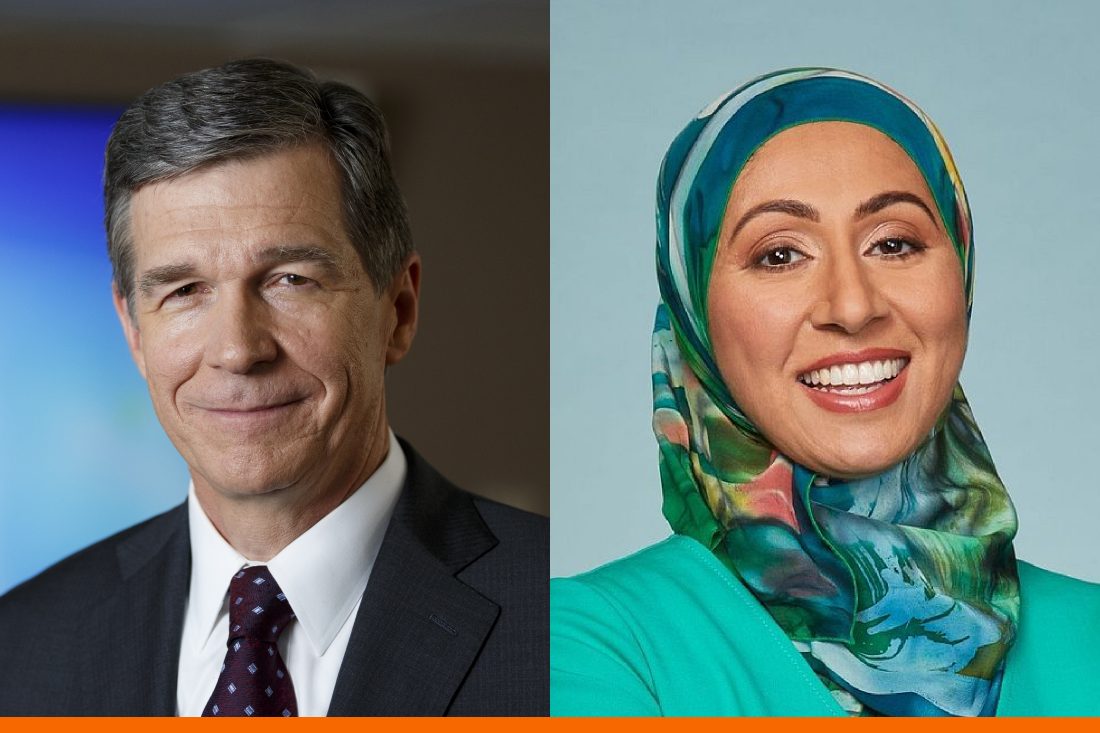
[[832, 385, 876, 395], [798, 357, 909, 390]]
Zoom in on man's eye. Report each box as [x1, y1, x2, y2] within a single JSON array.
[[172, 284, 198, 298], [755, 246, 806, 269], [279, 273, 313, 286]]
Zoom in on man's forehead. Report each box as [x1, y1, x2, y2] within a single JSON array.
[[132, 145, 341, 216], [128, 145, 351, 260]]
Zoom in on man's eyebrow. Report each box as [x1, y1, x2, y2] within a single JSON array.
[[136, 246, 344, 298], [854, 191, 939, 227], [255, 245, 342, 270], [728, 199, 820, 242], [138, 263, 198, 297]]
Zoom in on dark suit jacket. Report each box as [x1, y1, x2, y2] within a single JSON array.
[[0, 441, 548, 716]]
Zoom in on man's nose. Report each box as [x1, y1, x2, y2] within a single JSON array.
[[809, 248, 889, 334], [203, 288, 278, 373]]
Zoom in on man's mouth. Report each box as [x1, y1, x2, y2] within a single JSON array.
[[210, 400, 300, 413], [797, 357, 909, 395], [193, 397, 307, 420]]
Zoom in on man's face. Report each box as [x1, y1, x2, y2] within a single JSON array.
[[114, 145, 418, 503]]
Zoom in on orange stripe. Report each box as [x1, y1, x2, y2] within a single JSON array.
[[1, 718, 1094, 732]]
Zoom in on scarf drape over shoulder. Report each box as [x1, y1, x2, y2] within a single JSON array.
[[651, 68, 1019, 717]]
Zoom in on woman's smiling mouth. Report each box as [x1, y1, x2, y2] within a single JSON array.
[[798, 357, 909, 394], [794, 351, 911, 413]]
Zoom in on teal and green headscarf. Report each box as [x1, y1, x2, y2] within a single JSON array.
[[652, 68, 1019, 717]]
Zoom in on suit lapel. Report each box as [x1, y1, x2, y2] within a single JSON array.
[[328, 443, 500, 716], [84, 504, 190, 715], [81, 446, 498, 715]]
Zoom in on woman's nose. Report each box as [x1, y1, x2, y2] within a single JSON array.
[[809, 253, 889, 334], [203, 289, 278, 373]]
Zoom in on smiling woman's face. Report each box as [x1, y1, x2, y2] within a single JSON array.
[[706, 121, 967, 479]]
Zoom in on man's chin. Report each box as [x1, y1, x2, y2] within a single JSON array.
[[190, 462, 307, 503]]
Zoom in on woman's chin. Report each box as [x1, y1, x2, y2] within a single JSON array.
[[763, 384, 939, 480], [780, 431, 922, 481]]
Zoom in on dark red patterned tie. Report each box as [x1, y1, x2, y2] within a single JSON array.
[[202, 566, 298, 717]]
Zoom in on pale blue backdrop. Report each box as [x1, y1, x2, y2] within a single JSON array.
[[551, 0, 1100, 581]]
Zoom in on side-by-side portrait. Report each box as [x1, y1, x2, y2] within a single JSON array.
[[3, 0, 1100, 721]]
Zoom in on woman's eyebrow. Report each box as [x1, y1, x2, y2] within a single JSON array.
[[728, 199, 820, 241], [854, 191, 939, 227]]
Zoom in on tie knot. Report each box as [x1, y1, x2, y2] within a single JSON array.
[[226, 566, 295, 643]]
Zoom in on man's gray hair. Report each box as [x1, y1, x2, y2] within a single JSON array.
[[104, 58, 412, 311]]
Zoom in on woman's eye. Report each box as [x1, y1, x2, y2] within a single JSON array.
[[755, 246, 806, 268], [869, 238, 922, 257]]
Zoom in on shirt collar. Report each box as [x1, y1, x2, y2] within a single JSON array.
[[187, 430, 407, 656]]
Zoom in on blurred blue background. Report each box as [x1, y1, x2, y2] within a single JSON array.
[[552, 0, 1100, 581], [0, 0, 549, 595], [0, 105, 188, 592]]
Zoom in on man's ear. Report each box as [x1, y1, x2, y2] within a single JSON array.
[[112, 283, 147, 380], [385, 252, 420, 366]]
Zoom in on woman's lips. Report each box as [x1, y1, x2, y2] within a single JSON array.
[[798, 356, 908, 388], [798, 348, 911, 374], [798, 358, 909, 414]]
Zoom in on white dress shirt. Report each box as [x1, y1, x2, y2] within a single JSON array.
[[176, 431, 406, 716]]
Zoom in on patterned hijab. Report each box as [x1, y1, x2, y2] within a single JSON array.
[[652, 68, 1020, 717]]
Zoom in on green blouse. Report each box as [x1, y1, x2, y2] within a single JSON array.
[[551, 535, 1100, 716]]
